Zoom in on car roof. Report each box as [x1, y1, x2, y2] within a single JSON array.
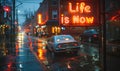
[[53, 35, 73, 38], [54, 34, 74, 39], [83, 29, 98, 34], [53, 35, 76, 43]]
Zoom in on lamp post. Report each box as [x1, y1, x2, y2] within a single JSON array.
[[100, 0, 106, 71]]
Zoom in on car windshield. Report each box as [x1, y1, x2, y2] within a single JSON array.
[[55, 35, 74, 42], [84, 29, 98, 34]]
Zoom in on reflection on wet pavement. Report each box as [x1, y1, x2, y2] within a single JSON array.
[[0, 32, 45, 71], [34, 39, 101, 71], [0, 32, 101, 71]]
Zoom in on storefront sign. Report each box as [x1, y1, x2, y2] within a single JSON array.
[[60, 0, 100, 27]]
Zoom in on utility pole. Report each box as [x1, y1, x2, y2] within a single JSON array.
[[11, 0, 16, 55], [13, 0, 15, 33], [101, 0, 106, 71]]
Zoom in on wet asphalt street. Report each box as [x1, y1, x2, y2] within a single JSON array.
[[0, 32, 120, 71], [0, 33, 46, 71]]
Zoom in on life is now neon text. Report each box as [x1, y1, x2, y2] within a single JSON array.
[[60, 2, 96, 26]]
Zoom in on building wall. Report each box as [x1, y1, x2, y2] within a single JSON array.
[[38, 0, 59, 24], [106, 0, 120, 40], [37, 0, 119, 37]]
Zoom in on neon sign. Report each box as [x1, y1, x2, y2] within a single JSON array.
[[60, 1, 100, 27], [38, 14, 42, 25]]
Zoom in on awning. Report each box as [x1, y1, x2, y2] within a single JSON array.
[[46, 20, 59, 26]]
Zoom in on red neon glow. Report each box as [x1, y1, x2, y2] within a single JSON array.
[[68, 2, 91, 13]]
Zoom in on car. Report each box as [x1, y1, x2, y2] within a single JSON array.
[[46, 35, 80, 56], [79, 29, 99, 43]]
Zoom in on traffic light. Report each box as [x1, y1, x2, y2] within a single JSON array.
[[3, 6, 11, 18], [0, 4, 4, 24], [3, 6, 11, 12]]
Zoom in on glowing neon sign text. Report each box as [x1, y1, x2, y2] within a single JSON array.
[[60, 1, 99, 26]]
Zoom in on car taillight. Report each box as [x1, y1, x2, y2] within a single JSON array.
[[93, 34, 97, 37], [74, 43, 78, 46], [58, 44, 62, 48]]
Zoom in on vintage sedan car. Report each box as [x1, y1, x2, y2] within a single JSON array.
[[46, 35, 80, 55], [79, 29, 99, 43]]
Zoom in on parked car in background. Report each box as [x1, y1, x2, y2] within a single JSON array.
[[79, 29, 99, 43], [46, 35, 80, 56]]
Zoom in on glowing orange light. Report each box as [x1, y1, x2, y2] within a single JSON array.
[[61, 15, 94, 25], [61, 14, 70, 24], [38, 48, 43, 58], [69, 2, 79, 13], [86, 17, 94, 23], [84, 5, 91, 13], [72, 16, 79, 24], [38, 14, 42, 24], [60, 1, 99, 26], [68, 2, 91, 13], [61, 14, 64, 24], [37, 48, 46, 60], [73, 16, 94, 24], [64, 17, 70, 23]]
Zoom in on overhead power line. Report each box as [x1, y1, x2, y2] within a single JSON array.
[[17, 0, 43, 4]]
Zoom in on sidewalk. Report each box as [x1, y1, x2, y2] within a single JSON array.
[[0, 55, 16, 71], [0, 40, 16, 71]]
